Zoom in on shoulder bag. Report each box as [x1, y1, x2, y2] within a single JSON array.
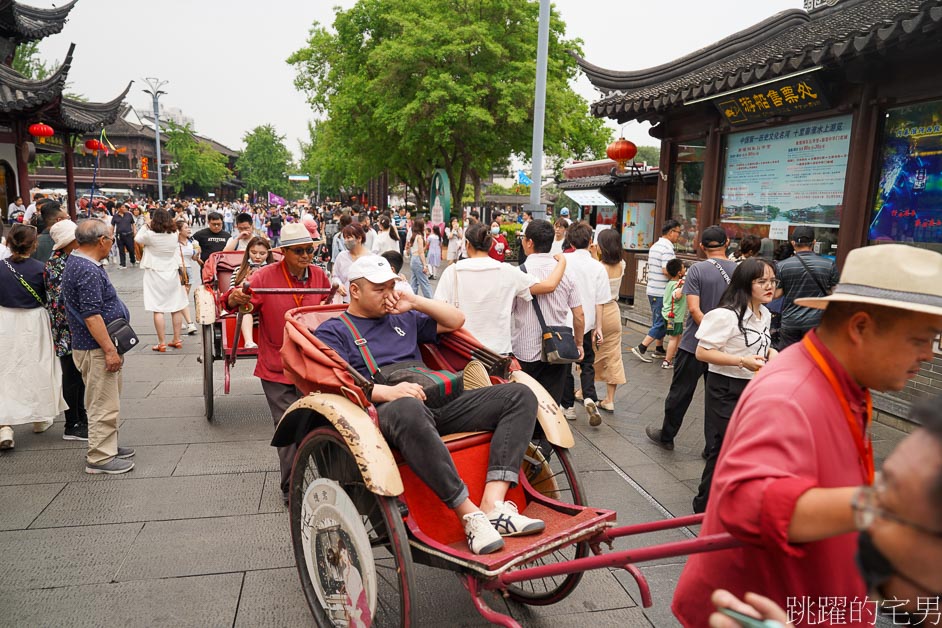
[[64, 299, 139, 355], [794, 253, 830, 296], [178, 244, 189, 286], [706, 259, 732, 285], [338, 313, 463, 408], [520, 264, 580, 364]]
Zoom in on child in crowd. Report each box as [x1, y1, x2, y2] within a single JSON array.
[[380, 250, 414, 295], [660, 258, 687, 369], [426, 225, 442, 279], [229, 236, 274, 349]]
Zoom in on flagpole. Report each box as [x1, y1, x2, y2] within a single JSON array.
[[528, 0, 551, 220]]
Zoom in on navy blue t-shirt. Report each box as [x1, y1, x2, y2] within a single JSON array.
[[0, 257, 46, 308], [315, 310, 438, 379]]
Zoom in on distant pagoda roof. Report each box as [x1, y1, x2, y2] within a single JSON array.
[[0, 0, 76, 44], [56, 82, 132, 132], [577, 0, 942, 122], [0, 40, 71, 111]]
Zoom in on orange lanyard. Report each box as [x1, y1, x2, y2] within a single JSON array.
[[802, 335, 874, 484], [280, 262, 305, 309]]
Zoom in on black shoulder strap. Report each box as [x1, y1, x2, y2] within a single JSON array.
[[521, 264, 550, 332], [2, 259, 44, 306], [794, 253, 829, 296]]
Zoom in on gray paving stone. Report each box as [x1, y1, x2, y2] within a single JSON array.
[[0, 523, 141, 590], [3, 572, 242, 628], [0, 445, 185, 486], [31, 473, 265, 528], [258, 471, 287, 513], [506, 566, 636, 618], [119, 415, 274, 447], [512, 605, 652, 627], [119, 395, 206, 419], [0, 419, 86, 451], [234, 567, 313, 628], [615, 562, 686, 628], [0, 484, 64, 530], [410, 562, 512, 625], [117, 512, 293, 580], [173, 440, 279, 476]]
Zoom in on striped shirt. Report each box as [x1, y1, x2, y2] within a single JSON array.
[[646, 237, 676, 296], [511, 253, 582, 362]]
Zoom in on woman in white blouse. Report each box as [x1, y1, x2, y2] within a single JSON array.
[[135, 208, 189, 351], [692, 257, 777, 513]]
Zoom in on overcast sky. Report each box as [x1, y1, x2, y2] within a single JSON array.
[[37, 0, 803, 160]]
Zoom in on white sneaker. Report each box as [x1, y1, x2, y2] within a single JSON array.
[[33, 418, 54, 433], [631, 346, 653, 363], [584, 399, 602, 427], [186, 323, 198, 336], [563, 407, 577, 421], [0, 426, 13, 450], [462, 511, 504, 555], [244, 341, 258, 349], [487, 500, 545, 537]]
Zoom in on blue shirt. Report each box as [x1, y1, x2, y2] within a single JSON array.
[[61, 252, 131, 350], [315, 310, 438, 379]]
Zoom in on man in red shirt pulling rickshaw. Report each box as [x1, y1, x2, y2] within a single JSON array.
[[314, 255, 545, 555]]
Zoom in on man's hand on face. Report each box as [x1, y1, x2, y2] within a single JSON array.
[[384, 290, 416, 315], [238, 229, 252, 241]]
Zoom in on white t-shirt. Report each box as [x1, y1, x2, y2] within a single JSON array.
[[550, 238, 564, 255], [646, 236, 676, 297], [696, 305, 772, 379], [434, 256, 536, 354], [563, 249, 611, 331]]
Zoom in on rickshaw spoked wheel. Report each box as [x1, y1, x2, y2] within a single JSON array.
[[201, 324, 214, 422], [290, 427, 416, 627], [506, 442, 588, 606]]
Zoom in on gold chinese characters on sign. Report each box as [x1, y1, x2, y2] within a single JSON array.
[[714, 75, 829, 126]]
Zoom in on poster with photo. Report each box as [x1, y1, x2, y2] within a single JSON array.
[[868, 100, 942, 245], [622, 202, 655, 249]]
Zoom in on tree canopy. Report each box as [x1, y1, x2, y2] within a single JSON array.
[[288, 0, 611, 207], [162, 121, 231, 194], [236, 125, 293, 198]]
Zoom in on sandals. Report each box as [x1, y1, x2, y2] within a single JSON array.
[[167, 340, 183, 349], [152, 343, 167, 352]]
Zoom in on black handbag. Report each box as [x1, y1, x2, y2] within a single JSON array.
[[106, 318, 140, 355], [521, 264, 580, 364], [338, 313, 463, 408]]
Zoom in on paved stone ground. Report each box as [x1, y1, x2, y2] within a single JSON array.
[[0, 262, 908, 627]]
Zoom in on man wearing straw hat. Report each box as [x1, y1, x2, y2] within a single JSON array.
[[671, 244, 942, 627], [226, 222, 331, 504]]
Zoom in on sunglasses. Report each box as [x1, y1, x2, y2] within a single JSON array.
[[285, 246, 315, 255]]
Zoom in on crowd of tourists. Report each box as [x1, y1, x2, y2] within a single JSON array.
[[1, 193, 940, 625]]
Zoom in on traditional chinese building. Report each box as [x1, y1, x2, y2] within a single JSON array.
[[0, 0, 130, 219], [576, 0, 942, 422]]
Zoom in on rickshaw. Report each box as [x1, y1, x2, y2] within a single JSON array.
[[273, 303, 740, 627]]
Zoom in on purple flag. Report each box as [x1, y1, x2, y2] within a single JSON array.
[[268, 191, 286, 206]]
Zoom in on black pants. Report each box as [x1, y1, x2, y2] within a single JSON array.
[[377, 384, 537, 508], [659, 348, 709, 442], [261, 379, 302, 493], [116, 232, 136, 266], [518, 359, 568, 404], [692, 372, 750, 513], [398, 229, 408, 255], [561, 331, 598, 408], [777, 326, 811, 351], [61, 353, 87, 429]]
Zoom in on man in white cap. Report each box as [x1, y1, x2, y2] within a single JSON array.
[[226, 222, 331, 502], [44, 220, 88, 441], [315, 255, 545, 555], [672, 244, 942, 627]]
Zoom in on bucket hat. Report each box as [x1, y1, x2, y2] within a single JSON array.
[[278, 223, 314, 249], [795, 244, 942, 317]]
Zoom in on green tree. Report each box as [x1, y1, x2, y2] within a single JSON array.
[[12, 41, 50, 79], [237, 125, 292, 198], [288, 0, 610, 208], [162, 121, 231, 194], [635, 145, 661, 167]]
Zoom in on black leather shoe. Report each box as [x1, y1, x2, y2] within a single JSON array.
[[645, 426, 674, 451]]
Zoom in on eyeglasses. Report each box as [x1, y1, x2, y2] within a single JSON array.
[[100, 235, 114, 242], [753, 278, 781, 288], [852, 473, 942, 538], [285, 246, 315, 255], [670, 228, 682, 235]]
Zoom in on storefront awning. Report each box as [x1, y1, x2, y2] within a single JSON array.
[[563, 189, 615, 207]]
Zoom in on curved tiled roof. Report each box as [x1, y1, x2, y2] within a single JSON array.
[[577, 0, 942, 122], [0, 41, 71, 112], [57, 81, 132, 132], [0, 0, 77, 43]]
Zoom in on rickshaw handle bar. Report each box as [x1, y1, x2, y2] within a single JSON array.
[[492, 532, 741, 587], [598, 513, 704, 541], [245, 288, 333, 294]]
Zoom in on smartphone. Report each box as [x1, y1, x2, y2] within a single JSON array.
[[718, 607, 785, 628]]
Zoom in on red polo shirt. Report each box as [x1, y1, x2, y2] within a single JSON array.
[[225, 260, 330, 385], [672, 330, 874, 627]]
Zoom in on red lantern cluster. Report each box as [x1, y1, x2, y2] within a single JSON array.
[[28, 122, 54, 144], [606, 137, 637, 171], [84, 138, 103, 151]]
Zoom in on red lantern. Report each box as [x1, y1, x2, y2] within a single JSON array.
[[84, 139, 103, 151], [606, 137, 637, 171], [28, 122, 54, 144]]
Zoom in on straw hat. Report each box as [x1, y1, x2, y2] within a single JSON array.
[[50, 220, 77, 251], [795, 244, 942, 317], [278, 222, 314, 248]]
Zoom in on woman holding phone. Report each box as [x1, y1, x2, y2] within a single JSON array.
[[692, 257, 776, 513]]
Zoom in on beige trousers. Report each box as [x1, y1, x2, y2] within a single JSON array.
[[73, 349, 122, 464]]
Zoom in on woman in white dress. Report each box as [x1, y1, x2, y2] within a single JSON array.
[[0, 224, 66, 449], [370, 215, 399, 255], [136, 208, 188, 351], [444, 216, 464, 266]]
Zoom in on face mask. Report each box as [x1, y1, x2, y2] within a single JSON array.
[[343, 239, 357, 251], [856, 530, 942, 600], [491, 227, 500, 235]]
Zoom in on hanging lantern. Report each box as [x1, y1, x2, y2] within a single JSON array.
[[606, 137, 637, 171], [28, 122, 55, 144], [84, 138, 103, 151]]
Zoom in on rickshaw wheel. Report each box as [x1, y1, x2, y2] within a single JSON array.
[[201, 324, 214, 422], [506, 443, 588, 606], [290, 427, 416, 627]]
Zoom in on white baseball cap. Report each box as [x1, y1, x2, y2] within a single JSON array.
[[347, 255, 399, 285], [51, 219, 77, 251]]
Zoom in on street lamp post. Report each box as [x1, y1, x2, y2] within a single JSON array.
[[142, 77, 168, 202], [527, 0, 551, 219]]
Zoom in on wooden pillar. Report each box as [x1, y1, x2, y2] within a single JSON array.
[[699, 123, 723, 232], [14, 122, 31, 201], [837, 84, 880, 269], [64, 134, 77, 220]]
